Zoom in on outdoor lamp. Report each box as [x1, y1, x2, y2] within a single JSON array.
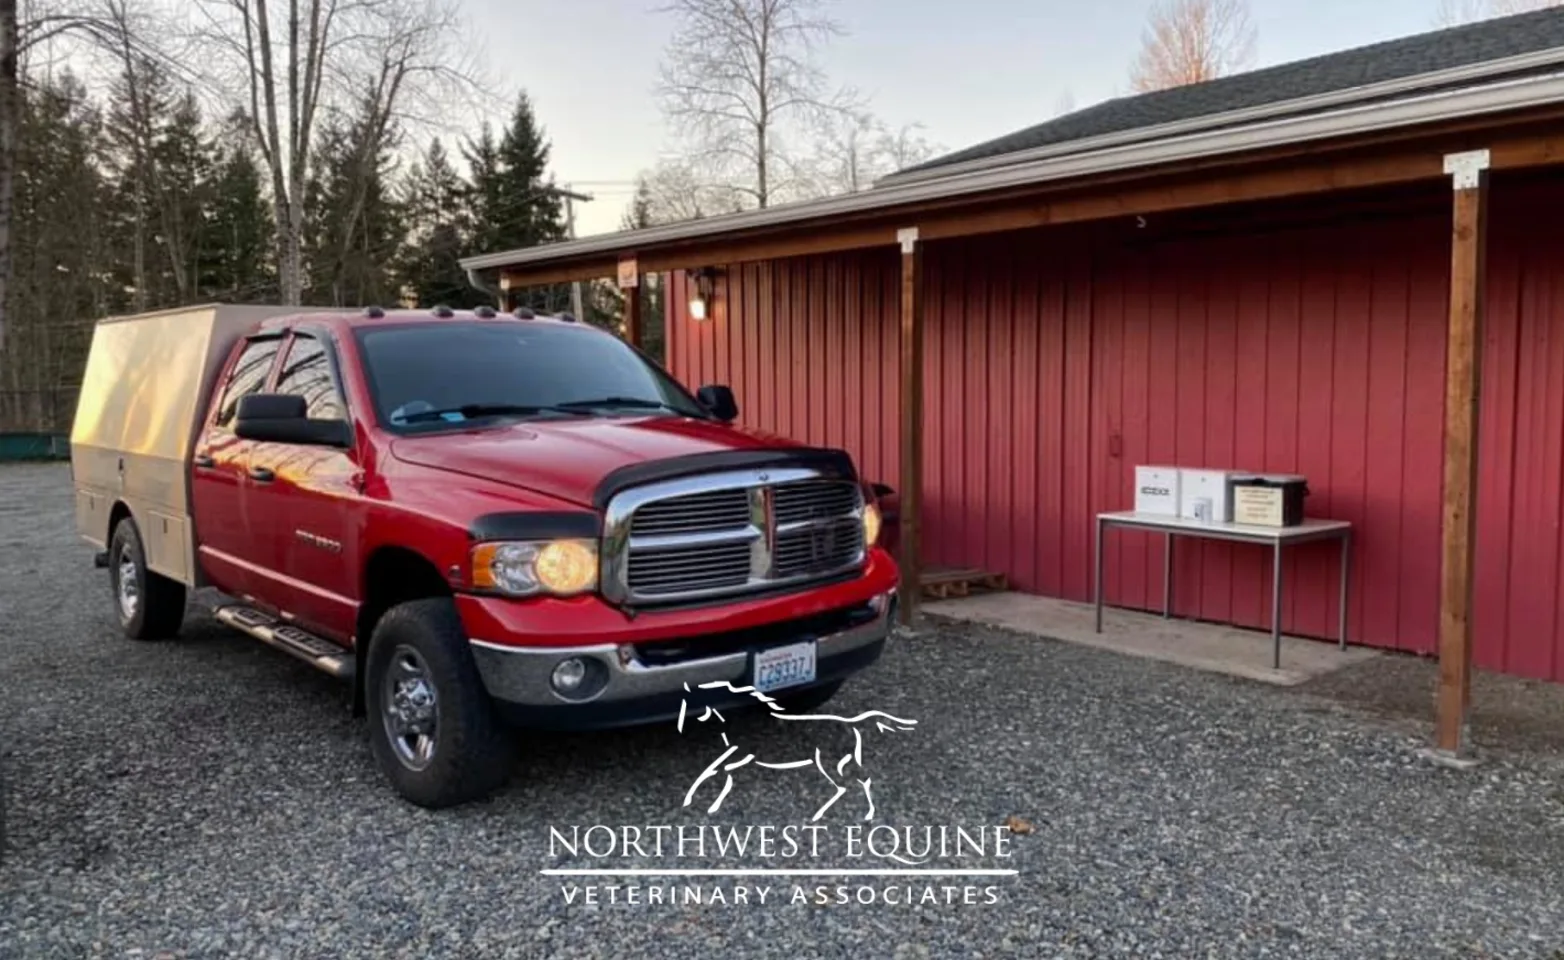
[[689, 267, 717, 321]]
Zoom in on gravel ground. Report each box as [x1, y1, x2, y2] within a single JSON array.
[[3, 461, 1564, 959]]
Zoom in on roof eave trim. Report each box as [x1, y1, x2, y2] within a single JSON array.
[[460, 70, 1564, 274]]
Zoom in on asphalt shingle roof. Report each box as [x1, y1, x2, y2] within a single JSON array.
[[900, 7, 1564, 177]]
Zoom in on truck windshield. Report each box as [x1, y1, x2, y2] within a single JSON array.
[[354, 321, 710, 430]]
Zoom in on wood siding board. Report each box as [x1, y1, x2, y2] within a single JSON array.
[[1364, 243, 1412, 650], [1013, 242, 1042, 593], [1474, 228, 1520, 674], [1119, 250, 1153, 610], [1296, 227, 1339, 640], [1230, 240, 1272, 631], [1201, 236, 1241, 623], [1400, 226, 1449, 661], [1173, 244, 1208, 616], [1063, 248, 1095, 601]]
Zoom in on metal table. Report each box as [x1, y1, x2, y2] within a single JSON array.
[[1093, 512, 1353, 669]]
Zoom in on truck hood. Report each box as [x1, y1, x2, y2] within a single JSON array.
[[389, 416, 808, 508]]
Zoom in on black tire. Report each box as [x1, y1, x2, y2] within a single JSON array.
[[771, 679, 845, 715], [365, 598, 515, 809], [109, 516, 186, 640]]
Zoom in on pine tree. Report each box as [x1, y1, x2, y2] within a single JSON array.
[[464, 92, 568, 312], [619, 177, 667, 364], [303, 98, 407, 308], [400, 138, 477, 308], [2, 74, 112, 431], [201, 139, 275, 301]]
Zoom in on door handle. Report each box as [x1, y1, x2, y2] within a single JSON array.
[[249, 466, 275, 483], [194, 454, 216, 469]]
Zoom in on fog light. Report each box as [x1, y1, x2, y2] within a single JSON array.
[[552, 657, 588, 693]]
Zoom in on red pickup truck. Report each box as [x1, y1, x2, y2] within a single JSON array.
[[70, 305, 898, 808]]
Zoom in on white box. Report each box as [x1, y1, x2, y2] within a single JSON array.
[[1134, 466, 1181, 516], [1178, 469, 1239, 523]]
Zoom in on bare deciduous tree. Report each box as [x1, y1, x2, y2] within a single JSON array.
[[1129, 0, 1257, 93], [192, 0, 477, 304], [635, 157, 731, 224], [808, 110, 938, 195], [657, 0, 857, 209]]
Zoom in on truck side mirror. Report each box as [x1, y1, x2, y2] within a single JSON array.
[[234, 393, 353, 447], [696, 384, 739, 422]]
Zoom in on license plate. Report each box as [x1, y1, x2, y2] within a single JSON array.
[[753, 641, 818, 693]]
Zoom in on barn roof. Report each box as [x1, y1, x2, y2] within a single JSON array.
[[890, 7, 1564, 183]]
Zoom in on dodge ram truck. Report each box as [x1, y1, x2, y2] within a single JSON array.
[[70, 304, 899, 808]]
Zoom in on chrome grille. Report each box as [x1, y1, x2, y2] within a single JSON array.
[[774, 480, 860, 526], [628, 541, 752, 595], [774, 518, 864, 578], [603, 466, 866, 606], [631, 488, 750, 536]]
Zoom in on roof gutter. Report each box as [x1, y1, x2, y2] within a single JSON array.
[[460, 70, 1564, 274], [878, 44, 1564, 188]]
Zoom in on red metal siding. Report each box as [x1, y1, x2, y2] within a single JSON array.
[[664, 179, 1564, 680], [667, 252, 902, 489], [1474, 180, 1564, 680]]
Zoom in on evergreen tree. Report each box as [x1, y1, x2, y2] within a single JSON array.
[[464, 92, 568, 312], [200, 140, 275, 301], [619, 177, 667, 364], [303, 98, 407, 308], [1, 75, 112, 430], [400, 138, 477, 308]]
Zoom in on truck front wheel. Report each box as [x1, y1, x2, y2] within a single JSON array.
[[109, 516, 186, 640], [365, 598, 516, 809]]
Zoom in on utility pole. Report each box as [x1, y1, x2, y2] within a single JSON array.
[[559, 184, 594, 319]]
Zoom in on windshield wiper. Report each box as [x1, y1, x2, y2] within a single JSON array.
[[551, 396, 682, 414], [399, 403, 561, 424]]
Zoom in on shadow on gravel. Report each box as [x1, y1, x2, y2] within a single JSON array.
[[1297, 649, 1564, 760]]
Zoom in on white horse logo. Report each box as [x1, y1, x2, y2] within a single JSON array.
[[678, 681, 917, 822]]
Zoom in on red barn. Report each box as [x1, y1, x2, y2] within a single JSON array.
[[463, 10, 1564, 751]]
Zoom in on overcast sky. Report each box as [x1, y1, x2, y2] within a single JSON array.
[[461, 0, 1449, 236]]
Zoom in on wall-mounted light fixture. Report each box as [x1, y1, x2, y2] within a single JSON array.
[[688, 267, 718, 321]]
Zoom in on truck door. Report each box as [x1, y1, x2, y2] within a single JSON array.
[[245, 331, 360, 640], [191, 335, 284, 598]]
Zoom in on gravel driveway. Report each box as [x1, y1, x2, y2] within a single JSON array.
[[3, 461, 1564, 959]]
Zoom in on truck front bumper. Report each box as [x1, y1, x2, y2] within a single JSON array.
[[469, 592, 895, 730]]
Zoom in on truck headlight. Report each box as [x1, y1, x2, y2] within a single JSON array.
[[862, 502, 882, 546], [471, 539, 598, 596]]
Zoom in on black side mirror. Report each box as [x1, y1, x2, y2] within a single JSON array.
[[697, 384, 739, 422], [234, 393, 353, 447]]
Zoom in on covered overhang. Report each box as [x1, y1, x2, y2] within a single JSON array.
[[461, 65, 1564, 762]]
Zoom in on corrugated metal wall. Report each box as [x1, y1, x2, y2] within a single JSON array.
[[1474, 180, 1564, 680], [664, 178, 1564, 681]]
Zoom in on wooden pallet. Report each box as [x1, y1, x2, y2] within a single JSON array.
[[920, 567, 1008, 600]]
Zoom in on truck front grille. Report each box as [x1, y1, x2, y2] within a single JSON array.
[[605, 470, 866, 607]]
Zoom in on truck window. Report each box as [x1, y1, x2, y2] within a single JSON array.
[[275, 334, 347, 421], [355, 321, 709, 431], [214, 337, 282, 429]]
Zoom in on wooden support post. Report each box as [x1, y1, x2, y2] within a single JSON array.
[[897, 228, 924, 626], [618, 257, 642, 347], [1435, 149, 1490, 757]]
